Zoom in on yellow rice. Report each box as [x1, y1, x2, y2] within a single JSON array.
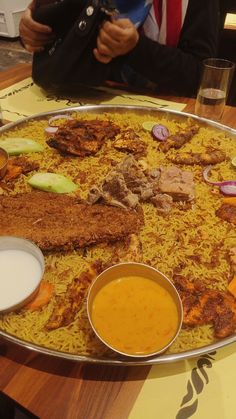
[[0, 109, 235, 358]]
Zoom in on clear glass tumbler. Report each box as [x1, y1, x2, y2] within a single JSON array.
[[195, 58, 235, 121]]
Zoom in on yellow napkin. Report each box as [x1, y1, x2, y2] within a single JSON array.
[[1, 77, 186, 122], [130, 343, 236, 419]]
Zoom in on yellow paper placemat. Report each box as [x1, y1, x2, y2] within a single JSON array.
[[224, 13, 236, 28], [129, 343, 236, 419], [0, 78, 186, 122]]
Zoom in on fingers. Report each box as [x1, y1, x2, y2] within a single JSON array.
[[101, 20, 129, 42], [93, 48, 112, 64], [19, 7, 54, 52], [21, 8, 52, 34], [95, 18, 139, 59], [96, 35, 115, 57], [24, 44, 44, 53]]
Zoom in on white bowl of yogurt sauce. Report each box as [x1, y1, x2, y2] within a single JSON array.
[[0, 236, 45, 313]]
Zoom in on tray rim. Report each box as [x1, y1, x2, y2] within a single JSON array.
[[0, 103, 236, 366], [1, 104, 236, 137]]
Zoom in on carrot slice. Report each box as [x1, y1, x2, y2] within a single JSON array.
[[228, 276, 236, 298], [25, 281, 54, 311], [222, 197, 236, 206]]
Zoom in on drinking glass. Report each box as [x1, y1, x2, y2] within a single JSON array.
[[0, 103, 3, 127], [195, 58, 235, 121]]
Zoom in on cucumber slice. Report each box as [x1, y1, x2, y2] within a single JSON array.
[[28, 173, 78, 194], [0, 137, 44, 155], [232, 156, 236, 168]]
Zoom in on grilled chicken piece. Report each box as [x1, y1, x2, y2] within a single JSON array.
[[10, 157, 40, 174], [168, 149, 226, 166], [47, 119, 120, 157], [174, 275, 236, 338], [3, 157, 39, 182], [216, 204, 236, 225], [158, 166, 195, 201], [229, 248, 236, 277], [46, 234, 143, 331], [116, 234, 143, 263], [45, 262, 103, 330], [113, 129, 147, 155], [4, 162, 22, 182], [159, 126, 199, 153]]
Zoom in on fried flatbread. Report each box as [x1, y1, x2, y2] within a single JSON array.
[[0, 192, 143, 251]]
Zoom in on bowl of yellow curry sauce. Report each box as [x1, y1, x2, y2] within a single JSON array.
[[87, 263, 183, 358], [0, 147, 8, 179]]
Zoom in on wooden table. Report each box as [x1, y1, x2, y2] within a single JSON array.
[[1, 62, 235, 129], [0, 63, 236, 419]]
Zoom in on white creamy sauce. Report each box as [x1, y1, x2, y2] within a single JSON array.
[[0, 249, 42, 311]]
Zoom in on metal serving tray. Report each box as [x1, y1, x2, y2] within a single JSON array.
[[0, 104, 235, 366]]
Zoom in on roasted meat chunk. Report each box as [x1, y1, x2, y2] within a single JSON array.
[[159, 125, 199, 153], [168, 149, 226, 165], [174, 275, 236, 338], [158, 166, 195, 201], [151, 193, 173, 214], [216, 204, 236, 225], [87, 155, 152, 208], [0, 192, 143, 251], [113, 129, 147, 155], [47, 119, 120, 156]]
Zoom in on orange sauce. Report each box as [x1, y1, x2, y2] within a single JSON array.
[[91, 276, 179, 356]]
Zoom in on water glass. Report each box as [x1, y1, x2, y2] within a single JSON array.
[[0, 103, 3, 127], [195, 58, 235, 121]]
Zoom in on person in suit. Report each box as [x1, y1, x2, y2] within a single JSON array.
[[19, 0, 220, 96]]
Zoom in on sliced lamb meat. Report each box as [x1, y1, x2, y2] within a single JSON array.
[[158, 166, 195, 201], [118, 155, 153, 200], [151, 193, 173, 214], [88, 157, 195, 209], [87, 155, 153, 208], [102, 172, 139, 208]]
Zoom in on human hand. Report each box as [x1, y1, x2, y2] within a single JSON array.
[[19, 1, 55, 53], [93, 18, 139, 64]]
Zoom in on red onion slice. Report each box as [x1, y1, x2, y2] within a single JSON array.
[[220, 183, 236, 196], [152, 124, 169, 141], [48, 114, 73, 127], [203, 165, 223, 185], [203, 165, 236, 196], [45, 126, 58, 134]]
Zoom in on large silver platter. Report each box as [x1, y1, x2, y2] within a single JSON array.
[[0, 104, 235, 366]]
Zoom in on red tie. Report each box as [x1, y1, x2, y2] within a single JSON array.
[[166, 0, 182, 46], [152, 0, 183, 46]]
